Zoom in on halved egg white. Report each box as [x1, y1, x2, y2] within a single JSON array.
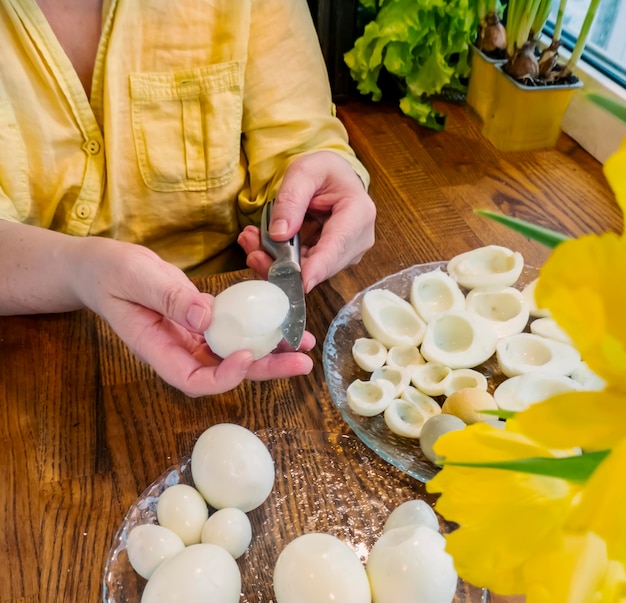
[[409, 268, 466, 323], [521, 278, 551, 318], [530, 316, 571, 345], [420, 310, 498, 369], [446, 245, 524, 290], [494, 372, 582, 412], [385, 345, 425, 371], [410, 362, 452, 397], [465, 286, 530, 339], [384, 387, 441, 438], [443, 368, 488, 397], [496, 333, 581, 378], [347, 379, 396, 417], [352, 337, 387, 372], [371, 365, 411, 397], [361, 289, 427, 348]]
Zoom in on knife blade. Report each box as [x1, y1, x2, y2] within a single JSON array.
[[261, 201, 307, 350]]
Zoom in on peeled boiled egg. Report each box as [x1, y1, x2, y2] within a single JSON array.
[[419, 414, 466, 464], [366, 524, 457, 603], [126, 523, 185, 580], [494, 372, 581, 412], [191, 423, 275, 512], [204, 280, 289, 359], [141, 543, 241, 603], [273, 533, 371, 603], [156, 483, 209, 545], [383, 387, 441, 438], [200, 507, 252, 559], [443, 368, 488, 397], [465, 286, 529, 338], [383, 499, 440, 533], [411, 362, 453, 396], [441, 388, 499, 425]]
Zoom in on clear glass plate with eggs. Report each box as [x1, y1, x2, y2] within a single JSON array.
[[322, 259, 540, 483], [102, 428, 486, 602]]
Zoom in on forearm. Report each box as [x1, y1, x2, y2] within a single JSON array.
[[0, 220, 86, 315]]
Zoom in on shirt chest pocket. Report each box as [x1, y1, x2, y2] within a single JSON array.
[[130, 61, 243, 192]]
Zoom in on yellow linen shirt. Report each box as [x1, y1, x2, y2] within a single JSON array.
[[0, 0, 369, 270]]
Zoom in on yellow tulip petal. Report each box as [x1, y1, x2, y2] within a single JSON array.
[[535, 233, 626, 387], [604, 138, 626, 218], [566, 438, 626, 561], [512, 391, 626, 450]]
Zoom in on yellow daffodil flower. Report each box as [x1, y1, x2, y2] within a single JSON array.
[[427, 423, 581, 595], [603, 137, 626, 216]]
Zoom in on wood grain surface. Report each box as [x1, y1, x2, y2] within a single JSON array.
[[0, 98, 621, 602]]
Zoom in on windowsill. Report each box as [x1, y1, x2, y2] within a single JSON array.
[[556, 44, 626, 163]]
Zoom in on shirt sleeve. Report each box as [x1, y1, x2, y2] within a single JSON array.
[[237, 0, 369, 223]]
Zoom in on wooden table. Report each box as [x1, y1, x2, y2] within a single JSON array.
[[0, 98, 621, 603]]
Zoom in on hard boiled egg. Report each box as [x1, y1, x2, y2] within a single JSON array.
[[200, 507, 252, 559], [366, 524, 457, 603], [204, 280, 289, 359], [383, 499, 440, 533], [273, 533, 371, 603], [191, 423, 275, 512], [126, 523, 185, 580], [156, 483, 209, 545], [141, 543, 241, 603]]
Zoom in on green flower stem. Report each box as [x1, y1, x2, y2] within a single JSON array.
[[441, 449, 611, 483], [566, 0, 601, 72], [506, 0, 543, 54], [531, 0, 553, 38], [474, 209, 570, 248], [553, 0, 568, 41]]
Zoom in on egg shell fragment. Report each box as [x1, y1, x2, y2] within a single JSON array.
[[361, 289, 427, 348], [409, 268, 466, 323], [366, 524, 457, 603], [273, 533, 371, 603], [126, 523, 186, 580], [496, 333, 581, 378], [141, 543, 241, 603], [156, 483, 209, 546], [204, 280, 289, 360], [465, 286, 530, 339], [191, 423, 275, 512], [200, 507, 252, 559], [420, 310, 498, 369], [447, 245, 524, 290], [351, 337, 387, 372]]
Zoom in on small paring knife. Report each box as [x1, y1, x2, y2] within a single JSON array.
[[260, 200, 307, 350]]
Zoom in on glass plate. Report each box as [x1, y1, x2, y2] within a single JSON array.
[[322, 261, 539, 483], [102, 428, 485, 602]]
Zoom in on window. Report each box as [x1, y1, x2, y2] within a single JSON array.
[[542, 0, 626, 163], [547, 0, 626, 87]]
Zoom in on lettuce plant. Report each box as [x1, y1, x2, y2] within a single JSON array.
[[344, 0, 475, 130]]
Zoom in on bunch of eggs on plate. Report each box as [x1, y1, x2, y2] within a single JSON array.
[[126, 423, 459, 603], [348, 245, 605, 462]]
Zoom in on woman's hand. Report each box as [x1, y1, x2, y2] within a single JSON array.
[[70, 238, 314, 397], [238, 151, 376, 292]]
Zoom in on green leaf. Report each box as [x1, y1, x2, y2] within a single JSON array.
[[441, 449, 611, 483], [480, 409, 517, 420], [474, 209, 570, 248], [585, 93, 626, 124]]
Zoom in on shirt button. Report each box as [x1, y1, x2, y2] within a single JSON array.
[[76, 204, 92, 219], [83, 139, 101, 155]]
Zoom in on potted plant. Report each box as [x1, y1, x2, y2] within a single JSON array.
[[466, 0, 507, 121], [478, 0, 603, 151], [343, 0, 475, 131]]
